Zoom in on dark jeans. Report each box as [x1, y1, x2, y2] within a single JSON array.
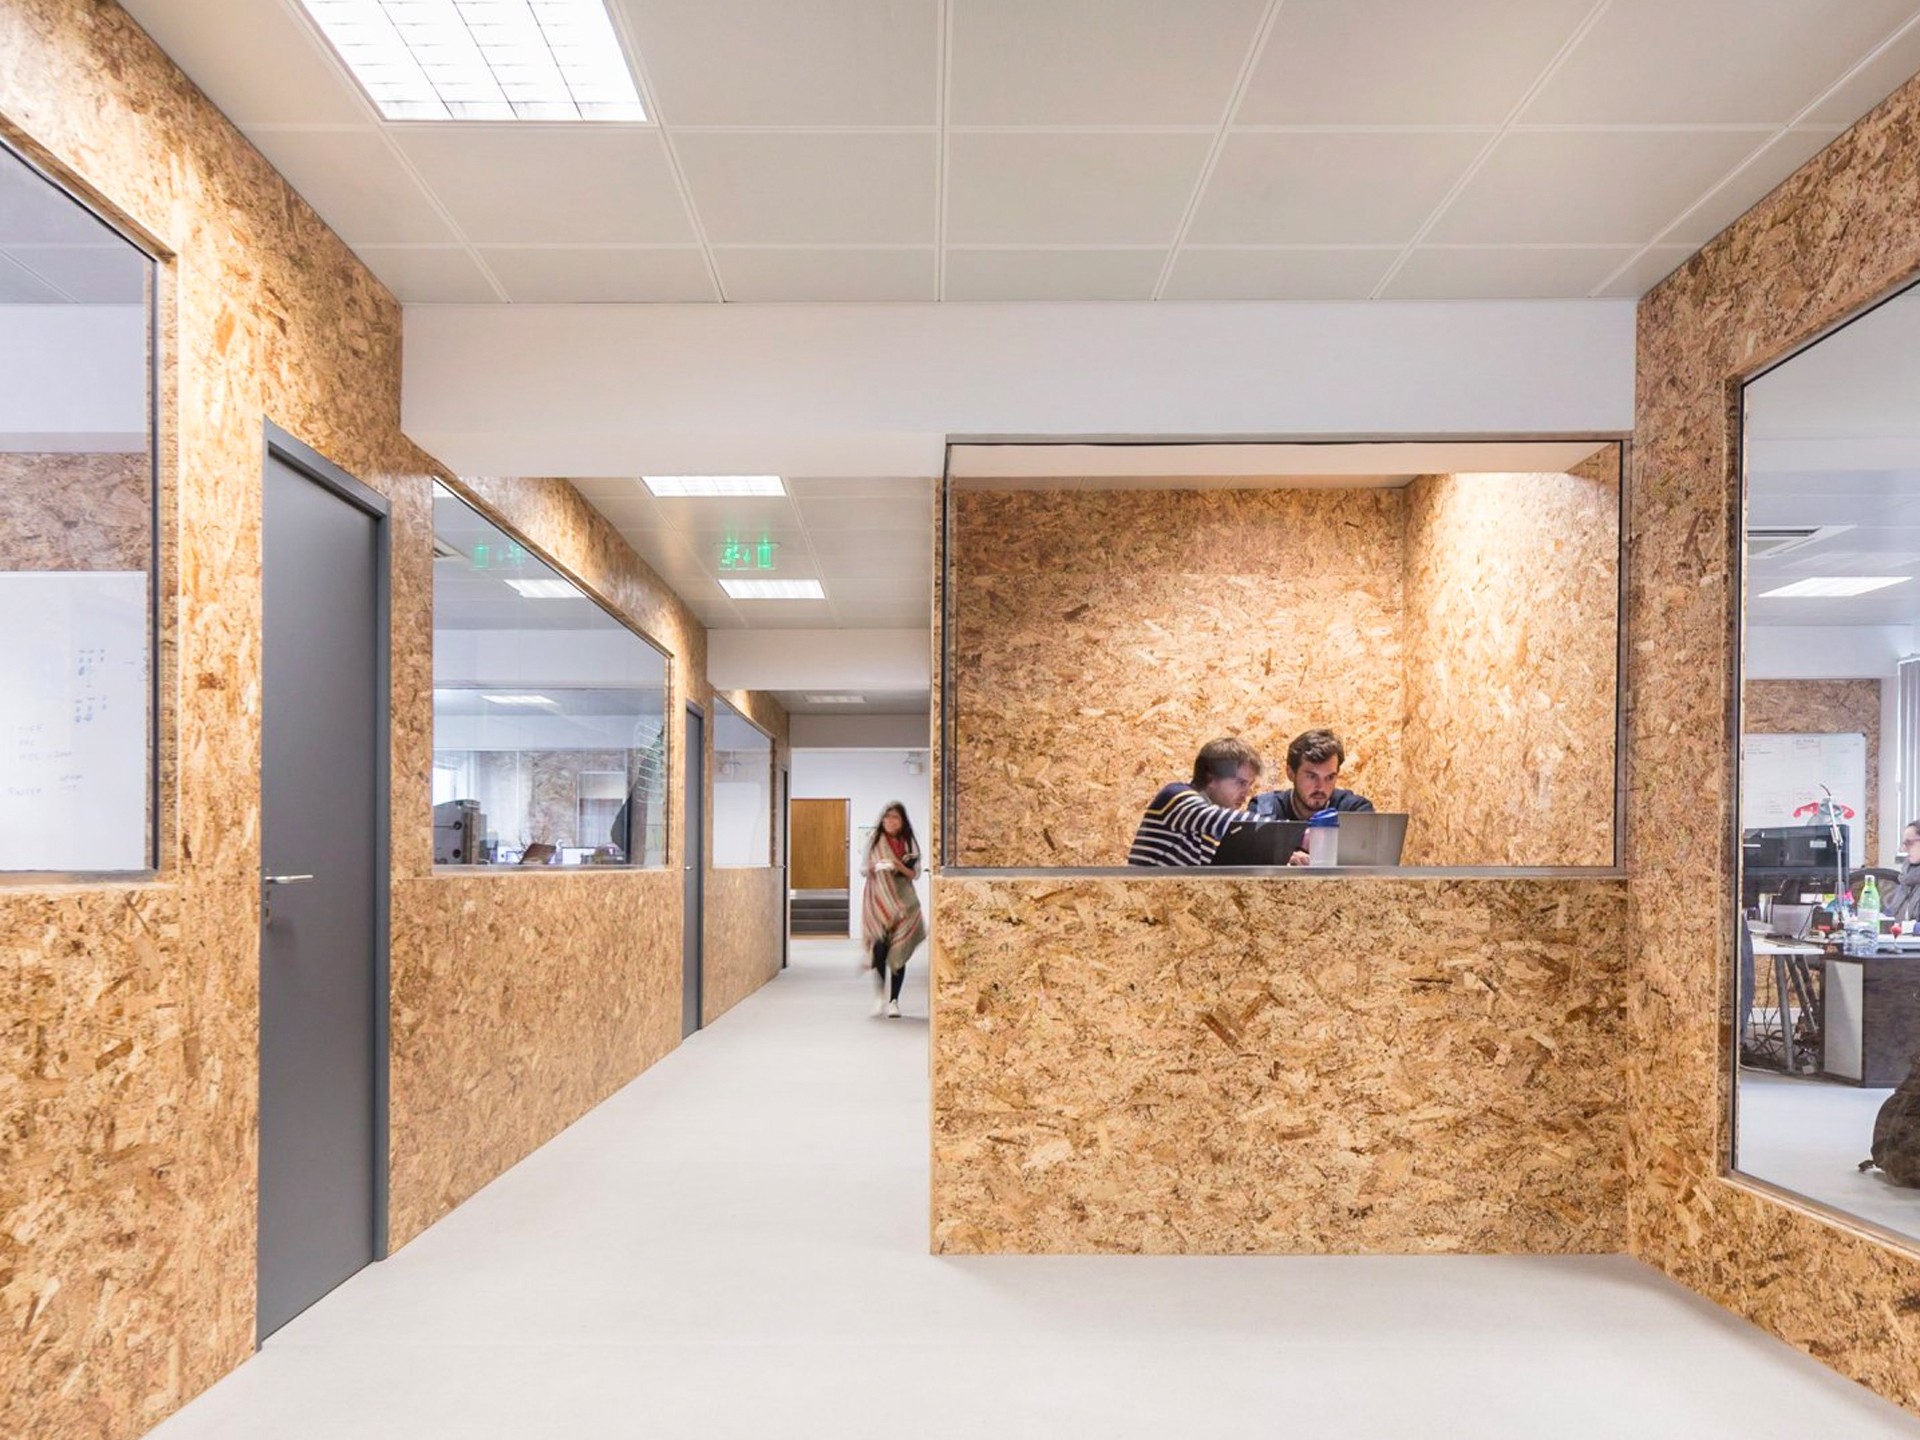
[[872, 939, 905, 1000]]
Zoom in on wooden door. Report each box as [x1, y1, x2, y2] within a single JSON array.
[[790, 798, 849, 891]]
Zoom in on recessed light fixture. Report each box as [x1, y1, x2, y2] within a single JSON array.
[[297, 0, 646, 122], [721, 579, 824, 600], [804, 694, 866, 705], [1756, 576, 1908, 598], [643, 475, 786, 498], [505, 578, 579, 599], [483, 693, 556, 707]]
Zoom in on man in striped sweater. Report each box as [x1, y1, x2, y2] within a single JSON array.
[[1127, 736, 1264, 866]]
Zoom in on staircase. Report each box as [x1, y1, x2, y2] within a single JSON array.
[[790, 889, 850, 936]]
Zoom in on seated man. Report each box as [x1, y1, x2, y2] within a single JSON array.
[[1250, 728, 1375, 864], [1127, 736, 1263, 867]]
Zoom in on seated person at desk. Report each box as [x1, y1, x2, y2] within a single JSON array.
[[1249, 728, 1375, 864], [1127, 737, 1263, 867], [1886, 820, 1920, 925]]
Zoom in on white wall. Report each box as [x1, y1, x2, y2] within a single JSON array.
[[0, 305, 147, 450], [791, 748, 934, 934], [790, 712, 931, 749], [708, 628, 929, 692], [403, 300, 1636, 479]]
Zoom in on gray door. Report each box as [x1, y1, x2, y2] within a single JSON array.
[[779, 767, 790, 970], [683, 704, 705, 1037], [258, 439, 388, 1341]]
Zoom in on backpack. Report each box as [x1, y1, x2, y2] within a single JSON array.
[[1860, 1054, 1920, 1186]]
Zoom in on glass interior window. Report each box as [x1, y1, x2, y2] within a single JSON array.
[[0, 144, 156, 873], [712, 697, 772, 867], [1735, 273, 1920, 1243], [431, 486, 669, 867]]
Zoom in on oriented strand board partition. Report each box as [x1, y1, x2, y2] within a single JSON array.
[[0, 453, 150, 569], [1629, 68, 1920, 1417], [0, 9, 788, 1435], [949, 486, 1407, 867], [1400, 457, 1620, 867], [931, 876, 1628, 1253], [1742, 679, 1884, 867]]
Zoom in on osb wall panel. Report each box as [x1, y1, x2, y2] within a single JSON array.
[[387, 870, 680, 1244], [0, 0, 432, 1434], [1630, 67, 1920, 1416], [1401, 464, 1619, 867], [949, 488, 1406, 867], [930, 876, 1627, 1254], [0, 453, 149, 569], [1742, 678, 1884, 867]]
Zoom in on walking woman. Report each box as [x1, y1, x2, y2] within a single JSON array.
[[862, 802, 926, 1017]]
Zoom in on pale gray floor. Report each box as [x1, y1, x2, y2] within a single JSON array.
[[1737, 1068, 1920, 1240], [146, 938, 1920, 1440]]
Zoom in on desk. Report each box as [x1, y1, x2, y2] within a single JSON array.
[[1752, 936, 1825, 1074], [1820, 950, 1920, 1085]]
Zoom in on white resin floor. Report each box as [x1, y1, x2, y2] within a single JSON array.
[[1737, 1068, 1920, 1240], [147, 938, 1920, 1440]]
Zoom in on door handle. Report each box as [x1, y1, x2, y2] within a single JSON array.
[[263, 874, 314, 885]]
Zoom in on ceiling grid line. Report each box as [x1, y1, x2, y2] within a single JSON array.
[[1149, 0, 1287, 302], [934, 0, 953, 301], [1366, 0, 1616, 300], [270, 0, 515, 300], [1587, 7, 1920, 298], [601, 0, 725, 302]]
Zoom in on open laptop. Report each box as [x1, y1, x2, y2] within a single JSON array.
[[1210, 819, 1308, 867], [1333, 812, 1409, 867]]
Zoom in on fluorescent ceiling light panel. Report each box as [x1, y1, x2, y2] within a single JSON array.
[[720, 578, 825, 600], [297, 0, 646, 122], [482, 693, 556, 706], [643, 475, 785, 498], [1756, 576, 1908, 598], [505, 577, 579, 598], [804, 694, 866, 705]]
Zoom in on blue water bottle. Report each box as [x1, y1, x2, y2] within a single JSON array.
[[1305, 808, 1339, 867]]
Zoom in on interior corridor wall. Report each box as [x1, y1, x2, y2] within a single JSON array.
[[791, 747, 935, 931], [1628, 64, 1920, 1419], [0, 6, 786, 1438]]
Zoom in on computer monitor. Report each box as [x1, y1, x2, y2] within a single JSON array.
[[1334, 812, 1408, 866], [1210, 820, 1308, 867]]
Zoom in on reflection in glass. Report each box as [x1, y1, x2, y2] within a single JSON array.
[[1736, 275, 1920, 1241], [712, 697, 772, 867], [0, 144, 155, 872], [431, 487, 669, 867]]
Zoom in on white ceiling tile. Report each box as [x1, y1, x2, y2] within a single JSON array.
[[722, 599, 835, 626], [1381, 246, 1639, 300], [943, 248, 1166, 301], [946, 133, 1210, 245], [0, 256, 65, 302], [1188, 132, 1486, 244], [616, 0, 937, 125], [817, 549, 931, 579], [393, 129, 693, 245], [1523, 0, 1920, 125], [1426, 129, 1765, 245], [1236, 0, 1594, 125], [794, 496, 932, 530], [117, 0, 375, 126], [675, 133, 935, 245], [251, 129, 458, 245], [714, 248, 935, 302], [3, 244, 146, 302], [787, 477, 934, 499], [1591, 245, 1697, 299], [354, 246, 499, 303], [949, 0, 1265, 125], [479, 247, 714, 302], [1661, 127, 1846, 247], [1160, 248, 1398, 300], [808, 528, 929, 560], [1807, 20, 1920, 126], [0, 160, 117, 247]]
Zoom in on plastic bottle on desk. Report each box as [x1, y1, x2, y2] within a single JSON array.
[[1304, 808, 1340, 867], [1860, 873, 1882, 921]]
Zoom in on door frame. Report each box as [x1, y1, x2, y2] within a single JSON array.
[[778, 765, 791, 969], [683, 699, 706, 1037], [261, 421, 391, 1270]]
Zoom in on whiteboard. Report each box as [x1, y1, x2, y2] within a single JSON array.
[[1740, 731, 1867, 868], [0, 571, 149, 870]]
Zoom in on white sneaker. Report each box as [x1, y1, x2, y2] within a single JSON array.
[[886, 1000, 901, 1018], [870, 969, 887, 1016]]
